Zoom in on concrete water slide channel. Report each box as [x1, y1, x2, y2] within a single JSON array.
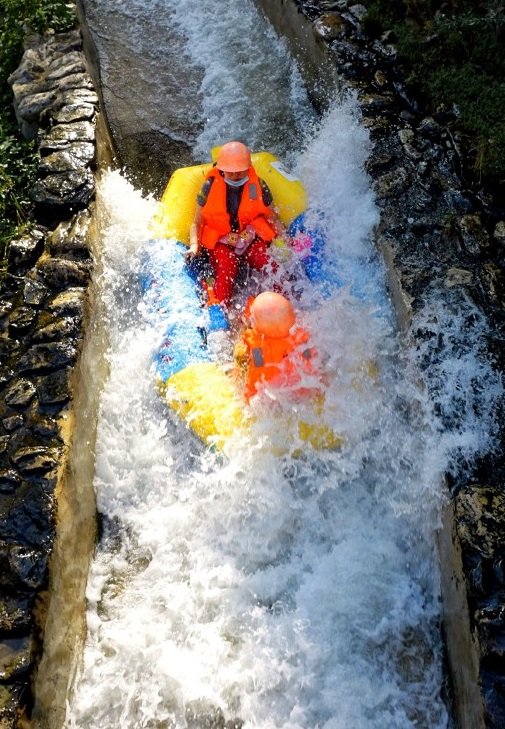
[[25, 0, 504, 726]]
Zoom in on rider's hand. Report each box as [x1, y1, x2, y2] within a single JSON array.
[[186, 241, 200, 260]]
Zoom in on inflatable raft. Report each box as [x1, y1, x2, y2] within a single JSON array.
[[142, 149, 342, 452]]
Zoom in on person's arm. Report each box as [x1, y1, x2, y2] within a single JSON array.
[[265, 205, 288, 237], [187, 204, 203, 258], [187, 177, 214, 259], [259, 178, 288, 238]]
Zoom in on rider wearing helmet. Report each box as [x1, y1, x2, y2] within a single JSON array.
[[234, 291, 321, 402], [187, 141, 287, 304]]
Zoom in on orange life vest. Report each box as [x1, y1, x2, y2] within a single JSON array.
[[242, 326, 320, 402], [200, 167, 276, 250]]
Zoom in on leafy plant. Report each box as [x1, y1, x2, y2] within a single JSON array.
[[0, 129, 38, 251], [0, 0, 76, 270], [361, 0, 505, 184]]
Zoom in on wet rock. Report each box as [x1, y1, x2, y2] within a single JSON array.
[[493, 221, 505, 245], [38, 142, 96, 173], [373, 166, 411, 199], [36, 369, 71, 406], [6, 231, 45, 276], [28, 469, 59, 497], [0, 303, 13, 328], [56, 72, 95, 95], [0, 635, 34, 680], [373, 69, 387, 88], [0, 338, 20, 365], [40, 120, 95, 146], [38, 132, 94, 154], [0, 371, 14, 394], [32, 169, 94, 209], [12, 74, 91, 111], [458, 214, 491, 257], [50, 101, 95, 124], [36, 257, 91, 289], [17, 341, 78, 373], [4, 381, 37, 410], [358, 92, 396, 114], [0, 470, 21, 494], [483, 264, 505, 307], [0, 683, 29, 728], [364, 153, 396, 175], [23, 279, 49, 307], [442, 190, 473, 213], [409, 185, 433, 213], [33, 316, 79, 343], [47, 288, 86, 318], [47, 30, 82, 54], [10, 446, 62, 476], [47, 211, 92, 260], [314, 12, 346, 40], [349, 4, 367, 21], [398, 128, 414, 145], [445, 268, 473, 288], [15, 89, 59, 125], [7, 48, 44, 82], [24, 410, 58, 439], [371, 39, 398, 62], [455, 484, 505, 560], [59, 87, 99, 108], [46, 53, 86, 81], [2, 416, 24, 434], [481, 669, 505, 728], [418, 116, 442, 138], [0, 594, 32, 633], [7, 545, 49, 590], [330, 39, 376, 75], [0, 488, 54, 556], [9, 31, 97, 142], [7, 307, 38, 337], [398, 128, 422, 160], [9, 74, 44, 100], [0, 26, 96, 718]]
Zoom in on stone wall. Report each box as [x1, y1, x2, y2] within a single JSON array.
[[0, 29, 98, 727], [252, 1, 505, 727]]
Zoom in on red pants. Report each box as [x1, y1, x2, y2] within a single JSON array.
[[208, 239, 272, 303]]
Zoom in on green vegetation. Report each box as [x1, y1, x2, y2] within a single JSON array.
[[362, 0, 505, 186], [0, 0, 75, 265]]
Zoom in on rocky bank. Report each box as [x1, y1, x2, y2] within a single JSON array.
[[0, 29, 98, 727]]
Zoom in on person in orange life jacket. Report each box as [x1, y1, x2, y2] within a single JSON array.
[[185, 141, 288, 304], [234, 291, 322, 403]]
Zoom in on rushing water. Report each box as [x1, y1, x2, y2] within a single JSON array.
[[64, 1, 502, 727]]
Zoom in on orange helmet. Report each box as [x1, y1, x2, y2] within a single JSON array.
[[216, 141, 251, 172], [250, 292, 296, 339]]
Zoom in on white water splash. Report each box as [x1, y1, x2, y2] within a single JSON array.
[[164, 0, 316, 160], [66, 143, 449, 729]]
